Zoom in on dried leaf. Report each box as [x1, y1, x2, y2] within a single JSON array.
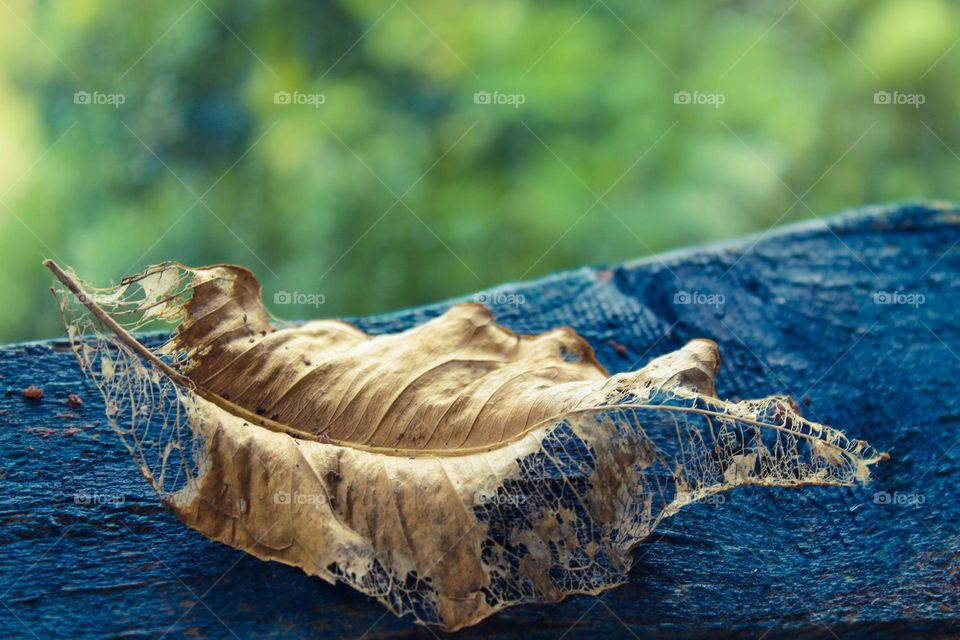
[[46, 260, 886, 631]]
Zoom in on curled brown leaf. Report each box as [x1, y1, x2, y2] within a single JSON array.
[[46, 260, 886, 630]]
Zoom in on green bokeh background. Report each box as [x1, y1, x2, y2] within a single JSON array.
[[1, 0, 958, 341]]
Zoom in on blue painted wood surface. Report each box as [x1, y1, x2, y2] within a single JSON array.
[[1, 202, 958, 639]]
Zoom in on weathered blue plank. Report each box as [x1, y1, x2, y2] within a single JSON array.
[[1, 202, 958, 639]]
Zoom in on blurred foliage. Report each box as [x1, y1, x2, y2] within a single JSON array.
[[1, 0, 958, 341]]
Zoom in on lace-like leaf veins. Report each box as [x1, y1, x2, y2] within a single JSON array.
[[45, 260, 886, 631]]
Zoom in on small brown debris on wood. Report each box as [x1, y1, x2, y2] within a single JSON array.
[[22, 386, 43, 401], [596, 269, 614, 282], [607, 339, 629, 358], [25, 426, 57, 438]]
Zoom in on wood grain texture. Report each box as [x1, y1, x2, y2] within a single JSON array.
[[1, 202, 958, 639]]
